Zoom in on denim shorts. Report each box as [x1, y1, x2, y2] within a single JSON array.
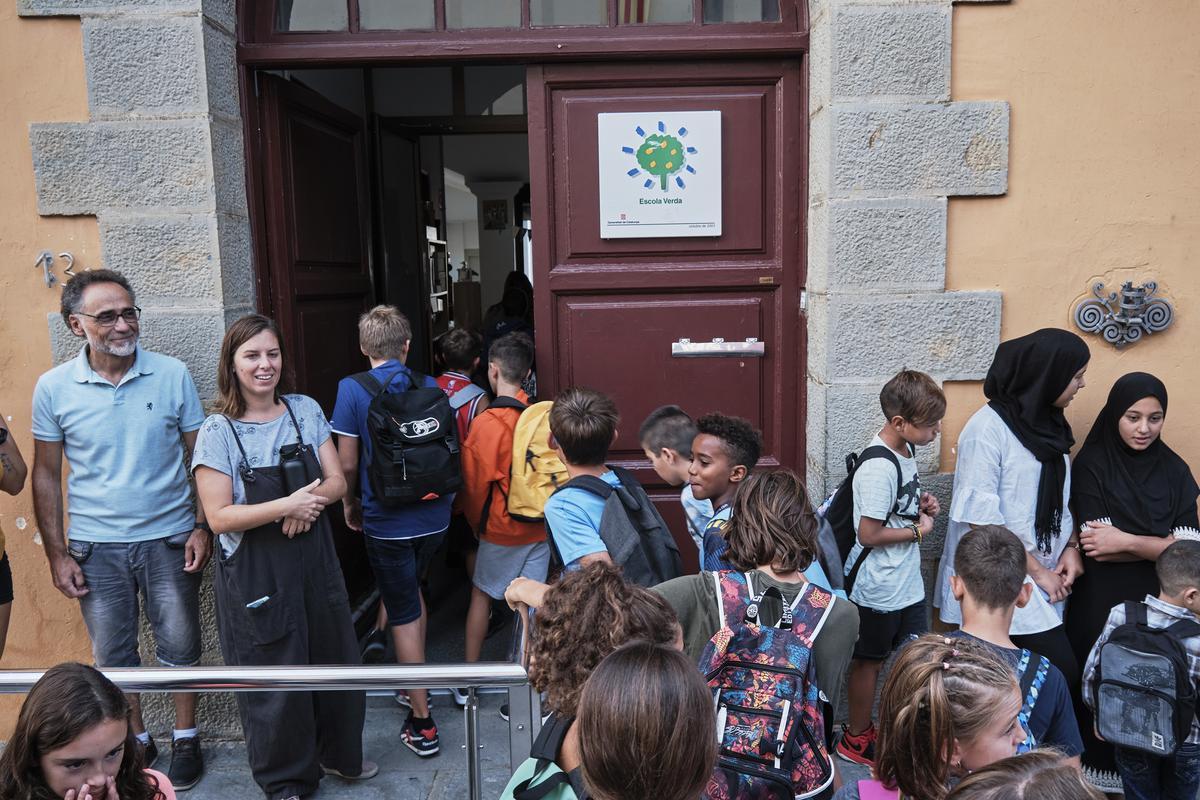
[[69, 532, 203, 668], [364, 533, 445, 626]]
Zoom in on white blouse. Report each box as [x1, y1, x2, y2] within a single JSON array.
[[934, 404, 1074, 635]]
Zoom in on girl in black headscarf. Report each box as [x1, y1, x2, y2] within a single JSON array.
[[935, 328, 1091, 691], [1066, 372, 1200, 789]]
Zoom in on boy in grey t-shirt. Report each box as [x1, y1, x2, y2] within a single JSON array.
[[835, 370, 946, 769]]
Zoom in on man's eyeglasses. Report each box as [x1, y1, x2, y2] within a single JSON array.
[[74, 307, 142, 327]]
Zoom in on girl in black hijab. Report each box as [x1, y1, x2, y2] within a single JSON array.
[[1066, 372, 1200, 789], [985, 328, 1093, 556], [935, 328, 1090, 696]]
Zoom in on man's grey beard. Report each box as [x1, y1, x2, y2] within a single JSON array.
[[88, 331, 138, 357]]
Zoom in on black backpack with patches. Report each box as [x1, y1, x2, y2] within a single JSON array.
[[352, 369, 462, 506]]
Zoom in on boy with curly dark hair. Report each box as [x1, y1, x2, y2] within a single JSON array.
[[690, 412, 762, 570]]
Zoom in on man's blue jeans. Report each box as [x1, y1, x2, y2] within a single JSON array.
[[70, 533, 202, 667], [1115, 741, 1200, 800]]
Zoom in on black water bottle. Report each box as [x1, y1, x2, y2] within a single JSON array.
[[279, 444, 311, 495]]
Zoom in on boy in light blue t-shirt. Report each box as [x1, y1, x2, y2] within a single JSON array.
[[543, 387, 621, 570], [836, 370, 944, 769]]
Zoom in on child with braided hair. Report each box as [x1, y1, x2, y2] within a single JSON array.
[[833, 634, 1028, 800]]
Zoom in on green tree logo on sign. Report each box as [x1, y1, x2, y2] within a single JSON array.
[[622, 121, 699, 192]]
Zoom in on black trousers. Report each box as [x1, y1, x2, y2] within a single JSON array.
[[215, 517, 366, 800]]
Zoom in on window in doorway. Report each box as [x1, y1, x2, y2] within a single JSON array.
[[359, 1, 436, 30], [268, 0, 786, 35]]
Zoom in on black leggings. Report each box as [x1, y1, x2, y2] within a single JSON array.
[[1011, 624, 1080, 697]]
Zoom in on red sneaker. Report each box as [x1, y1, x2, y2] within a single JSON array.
[[835, 724, 877, 767]]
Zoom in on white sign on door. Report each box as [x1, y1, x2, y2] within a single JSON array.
[[597, 110, 722, 239]]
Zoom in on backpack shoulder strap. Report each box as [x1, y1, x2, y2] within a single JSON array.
[[489, 396, 528, 413], [406, 369, 429, 389], [608, 465, 642, 493], [530, 712, 572, 761], [1017, 649, 1049, 699], [712, 570, 750, 630], [511, 713, 576, 800], [791, 583, 837, 646], [1128, 600, 1149, 627], [557, 474, 615, 499], [351, 371, 385, 396], [854, 444, 905, 511], [1165, 618, 1200, 640], [449, 382, 486, 410]]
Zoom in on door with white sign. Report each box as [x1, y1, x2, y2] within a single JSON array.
[[528, 60, 805, 571]]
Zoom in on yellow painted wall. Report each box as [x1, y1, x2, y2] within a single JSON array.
[[943, 0, 1200, 471], [0, 2, 98, 709]]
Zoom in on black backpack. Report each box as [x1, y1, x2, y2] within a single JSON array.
[[508, 712, 586, 800], [548, 466, 682, 587], [352, 369, 462, 506], [817, 445, 914, 594], [1093, 601, 1200, 756]]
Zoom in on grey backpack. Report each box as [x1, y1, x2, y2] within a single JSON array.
[[549, 466, 683, 587], [1094, 601, 1200, 755]]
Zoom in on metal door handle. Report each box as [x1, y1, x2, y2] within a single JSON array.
[[671, 337, 765, 358]]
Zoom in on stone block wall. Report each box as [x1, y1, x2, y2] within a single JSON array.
[[807, 0, 1009, 504], [20, 0, 249, 738]]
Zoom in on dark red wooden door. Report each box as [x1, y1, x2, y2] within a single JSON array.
[[257, 73, 375, 598], [527, 61, 805, 571], [259, 73, 374, 412]]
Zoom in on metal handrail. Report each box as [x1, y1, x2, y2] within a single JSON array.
[[0, 663, 527, 694], [0, 663, 530, 800]]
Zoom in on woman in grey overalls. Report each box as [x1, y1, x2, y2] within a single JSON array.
[[193, 314, 375, 800]]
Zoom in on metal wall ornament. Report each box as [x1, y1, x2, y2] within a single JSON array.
[[1074, 280, 1174, 349]]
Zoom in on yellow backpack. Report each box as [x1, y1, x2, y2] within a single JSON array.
[[498, 399, 568, 521]]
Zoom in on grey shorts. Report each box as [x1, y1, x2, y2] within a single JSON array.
[[69, 532, 203, 668], [473, 539, 551, 600]]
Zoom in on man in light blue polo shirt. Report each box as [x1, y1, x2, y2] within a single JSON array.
[[31, 270, 209, 790]]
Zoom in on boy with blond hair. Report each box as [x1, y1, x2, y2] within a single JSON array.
[[331, 305, 450, 757]]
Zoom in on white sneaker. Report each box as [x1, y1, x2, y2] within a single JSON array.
[[449, 688, 469, 708], [393, 690, 434, 710]]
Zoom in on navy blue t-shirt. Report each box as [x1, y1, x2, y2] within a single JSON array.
[[949, 631, 1083, 756], [330, 360, 453, 539]]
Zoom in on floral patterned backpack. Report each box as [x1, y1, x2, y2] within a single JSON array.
[[699, 571, 836, 800]]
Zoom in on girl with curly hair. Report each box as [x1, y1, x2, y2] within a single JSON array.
[[0, 662, 173, 800], [500, 563, 683, 798]]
